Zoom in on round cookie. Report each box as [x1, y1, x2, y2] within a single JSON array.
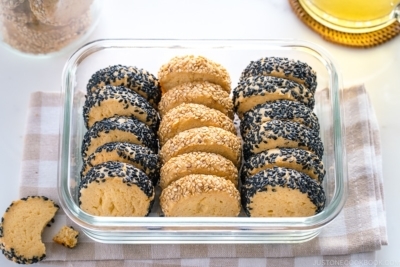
[[81, 116, 158, 161], [83, 85, 160, 131], [81, 142, 161, 185], [158, 81, 234, 119], [241, 148, 325, 183], [240, 100, 319, 136], [240, 57, 318, 93], [79, 161, 154, 217], [159, 152, 238, 189], [241, 167, 325, 217], [86, 65, 160, 108], [0, 0, 25, 10], [0, 196, 59, 264], [160, 174, 241, 217], [160, 126, 242, 167], [158, 103, 236, 146], [243, 120, 324, 159], [243, 120, 324, 160], [158, 55, 231, 93], [232, 76, 315, 116], [28, 0, 93, 26]]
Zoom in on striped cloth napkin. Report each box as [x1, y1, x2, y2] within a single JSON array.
[[18, 84, 387, 267]]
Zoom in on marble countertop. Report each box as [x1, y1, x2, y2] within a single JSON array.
[[1, 0, 399, 266]]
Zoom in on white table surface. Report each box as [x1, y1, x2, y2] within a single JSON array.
[[0, 0, 399, 266]]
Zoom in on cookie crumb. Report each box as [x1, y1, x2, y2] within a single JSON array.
[[53, 226, 79, 249]]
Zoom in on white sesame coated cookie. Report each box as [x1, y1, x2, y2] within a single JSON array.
[[159, 152, 238, 189], [158, 103, 235, 146], [158, 81, 234, 119], [160, 126, 242, 167], [158, 55, 231, 94], [160, 174, 241, 217]]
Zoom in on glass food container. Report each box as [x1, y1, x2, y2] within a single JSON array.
[[0, 0, 103, 57], [58, 39, 347, 244]]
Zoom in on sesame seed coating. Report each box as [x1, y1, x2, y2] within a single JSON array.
[[241, 167, 325, 217], [240, 57, 317, 93], [158, 103, 236, 146], [160, 126, 242, 167], [232, 76, 315, 116], [0, 196, 59, 264], [243, 120, 324, 159], [158, 55, 231, 93], [240, 100, 319, 136], [86, 65, 161, 108], [158, 81, 234, 119], [83, 85, 160, 131], [79, 161, 155, 216], [159, 174, 241, 217], [81, 116, 158, 161], [81, 142, 160, 185], [160, 152, 238, 189], [241, 148, 325, 183]]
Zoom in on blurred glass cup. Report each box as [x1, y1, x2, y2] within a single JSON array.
[[299, 0, 400, 33], [0, 0, 103, 57]]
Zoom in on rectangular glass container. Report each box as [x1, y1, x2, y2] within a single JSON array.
[[58, 39, 347, 244]]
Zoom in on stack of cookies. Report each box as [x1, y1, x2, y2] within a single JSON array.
[[232, 57, 326, 217], [157, 55, 242, 217], [0, 0, 94, 54], [79, 65, 161, 217]]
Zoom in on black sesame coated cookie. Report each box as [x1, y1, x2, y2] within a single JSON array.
[[240, 148, 325, 183], [86, 65, 161, 108], [81, 142, 161, 185], [242, 120, 324, 160], [0, 196, 59, 264], [240, 57, 317, 93], [240, 100, 319, 136], [241, 167, 325, 217], [232, 76, 315, 116], [81, 116, 158, 161], [79, 161, 155, 216], [83, 85, 160, 131]]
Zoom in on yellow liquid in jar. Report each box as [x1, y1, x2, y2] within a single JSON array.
[[313, 0, 399, 21]]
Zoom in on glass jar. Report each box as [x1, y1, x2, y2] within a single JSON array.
[[0, 0, 103, 57]]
